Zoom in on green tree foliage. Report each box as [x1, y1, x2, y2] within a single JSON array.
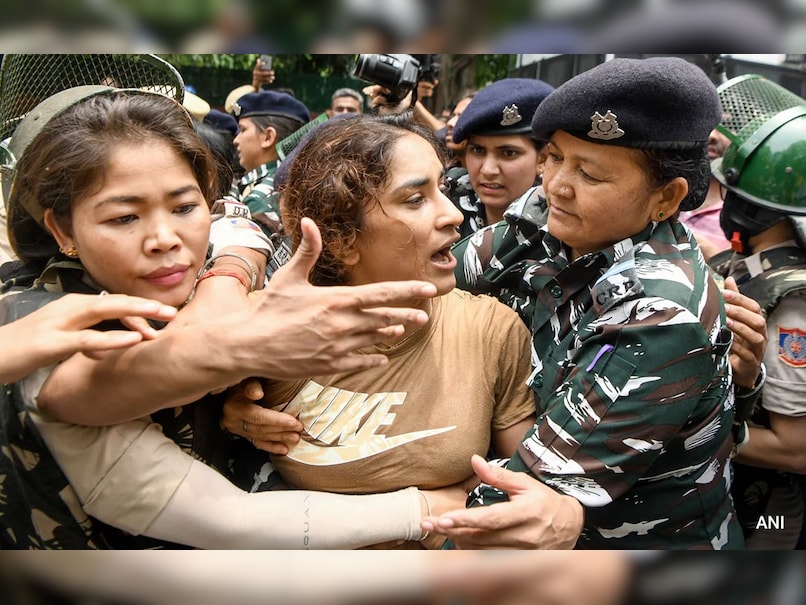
[[474, 55, 514, 87], [159, 54, 357, 76]]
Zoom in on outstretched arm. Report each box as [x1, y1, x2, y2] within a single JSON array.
[[145, 459, 425, 549], [26, 392, 427, 549], [37, 218, 436, 425]]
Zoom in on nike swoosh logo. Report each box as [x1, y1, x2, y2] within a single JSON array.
[[279, 381, 456, 466]]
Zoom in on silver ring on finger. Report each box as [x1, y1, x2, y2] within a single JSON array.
[[243, 420, 248, 432]]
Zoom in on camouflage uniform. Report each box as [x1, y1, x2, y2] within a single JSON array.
[[710, 243, 806, 547], [0, 262, 226, 549], [453, 193, 742, 549], [446, 166, 485, 239], [236, 160, 281, 237]]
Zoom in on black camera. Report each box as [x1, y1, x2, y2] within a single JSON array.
[[353, 54, 421, 104]]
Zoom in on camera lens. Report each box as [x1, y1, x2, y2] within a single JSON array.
[[354, 55, 402, 91]]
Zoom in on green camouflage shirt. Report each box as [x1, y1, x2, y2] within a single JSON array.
[[0, 263, 228, 549], [237, 160, 280, 237], [453, 192, 743, 549]]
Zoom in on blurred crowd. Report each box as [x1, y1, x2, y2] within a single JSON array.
[[0, 0, 800, 53]]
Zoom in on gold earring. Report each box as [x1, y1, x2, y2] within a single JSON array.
[[657, 211, 665, 220], [62, 244, 78, 258]]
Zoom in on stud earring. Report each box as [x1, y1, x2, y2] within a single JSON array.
[[62, 244, 79, 258], [657, 211, 665, 220]]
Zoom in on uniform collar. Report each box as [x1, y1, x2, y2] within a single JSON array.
[[239, 160, 278, 187], [541, 220, 656, 269], [731, 238, 799, 281], [38, 257, 104, 294]]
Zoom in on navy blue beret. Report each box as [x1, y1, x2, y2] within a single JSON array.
[[531, 57, 722, 150], [203, 109, 238, 138], [452, 78, 554, 144], [231, 90, 311, 125]]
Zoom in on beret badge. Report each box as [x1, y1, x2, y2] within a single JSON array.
[[588, 110, 624, 141], [500, 104, 522, 126], [232, 102, 242, 117]]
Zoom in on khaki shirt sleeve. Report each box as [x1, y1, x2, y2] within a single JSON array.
[[764, 292, 806, 417], [23, 366, 193, 535]]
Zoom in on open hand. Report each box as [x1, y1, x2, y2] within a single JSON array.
[[236, 217, 436, 379], [420, 455, 583, 549]]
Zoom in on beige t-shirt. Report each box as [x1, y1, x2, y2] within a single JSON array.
[[262, 289, 535, 494]]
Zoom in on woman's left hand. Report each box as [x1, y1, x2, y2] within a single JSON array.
[[722, 276, 768, 388], [420, 455, 583, 549], [220, 378, 304, 454]]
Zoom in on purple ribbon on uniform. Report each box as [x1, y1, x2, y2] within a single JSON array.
[[586, 344, 614, 372]]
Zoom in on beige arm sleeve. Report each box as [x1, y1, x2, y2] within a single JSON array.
[[25, 367, 192, 534], [145, 460, 423, 549], [24, 368, 423, 548]]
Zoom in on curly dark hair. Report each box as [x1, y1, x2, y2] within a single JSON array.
[[280, 112, 446, 286]]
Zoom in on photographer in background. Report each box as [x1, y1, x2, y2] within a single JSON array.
[[357, 53, 446, 133]]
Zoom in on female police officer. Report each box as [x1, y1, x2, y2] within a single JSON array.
[[424, 57, 744, 549], [449, 78, 553, 238]]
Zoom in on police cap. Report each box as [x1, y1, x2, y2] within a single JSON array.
[[182, 91, 211, 121], [231, 90, 310, 125], [531, 57, 721, 150], [203, 109, 238, 138], [452, 78, 554, 144]]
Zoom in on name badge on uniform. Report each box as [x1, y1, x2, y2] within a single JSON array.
[[222, 200, 252, 219]]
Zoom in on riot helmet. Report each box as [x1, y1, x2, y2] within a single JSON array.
[[712, 74, 806, 252], [1, 54, 184, 209]]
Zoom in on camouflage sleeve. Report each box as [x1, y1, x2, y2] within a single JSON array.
[[241, 186, 275, 215], [242, 189, 282, 237], [477, 298, 728, 509], [453, 224, 499, 293], [454, 219, 545, 294], [487, 302, 537, 432]]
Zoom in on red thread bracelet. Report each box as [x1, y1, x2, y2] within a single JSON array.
[[197, 269, 250, 291]]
